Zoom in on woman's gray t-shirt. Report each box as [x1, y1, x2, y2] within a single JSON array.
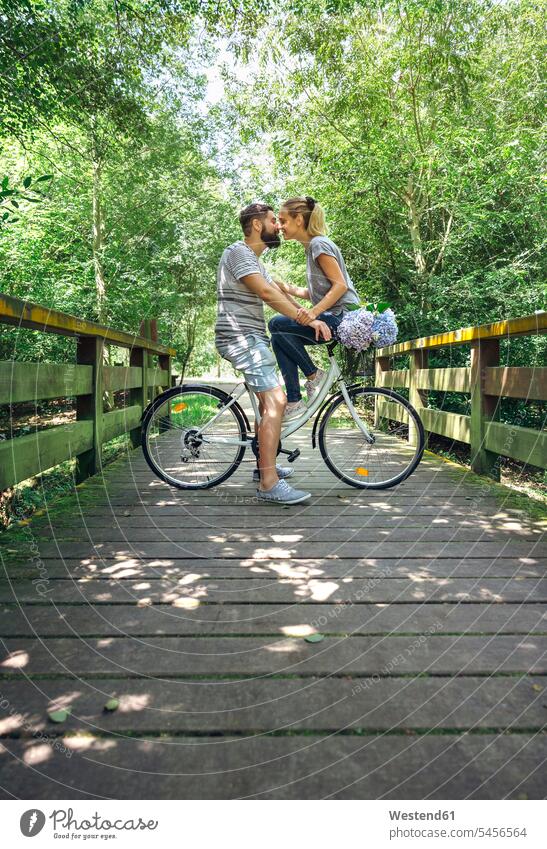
[[306, 236, 359, 315]]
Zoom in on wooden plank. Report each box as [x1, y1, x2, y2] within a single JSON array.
[[29, 525, 543, 543], [1, 677, 545, 734], [7, 556, 545, 579], [1, 635, 546, 675], [0, 734, 545, 799], [8, 541, 542, 562], [420, 408, 471, 443], [102, 366, 142, 392], [415, 367, 471, 393], [1, 602, 544, 637], [28, 503, 540, 520], [485, 366, 547, 400], [26, 511, 545, 533], [0, 361, 92, 404], [7, 553, 544, 577], [102, 405, 142, 443], [375, 397, 409, 424], [375, 369, 409, 389], [2, 577, 545, 604], [0, 421, 93, 489], [470, 338, 500, 478], [0, 292, 176, 355], [484, 421, 547, 469], [149, 367, 171, 388], [16, 539, 541, 560], [2, 733, 546, 800], [378, 311, 547, 355]]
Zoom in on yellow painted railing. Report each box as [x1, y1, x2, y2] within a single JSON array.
[[375, 312, 547, 478], [0, 294, 176, 490]]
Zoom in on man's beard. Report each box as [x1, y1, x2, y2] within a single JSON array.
[[260, 225, 281, 249]]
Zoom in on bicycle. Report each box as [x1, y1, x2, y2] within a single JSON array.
[[141, 340, 425, 491]]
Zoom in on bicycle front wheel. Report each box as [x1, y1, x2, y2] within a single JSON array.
[[141, 385, 248, 489], [318, 387, 425, 489]]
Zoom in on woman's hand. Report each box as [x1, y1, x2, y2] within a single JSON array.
[[295, 307, 316, 326]]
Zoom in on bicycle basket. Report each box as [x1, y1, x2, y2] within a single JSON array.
[[335, 344, 375, 383]]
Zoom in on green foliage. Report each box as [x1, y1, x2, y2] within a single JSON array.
[[224, 0, 545, 344], [0, 173, 52, 227]]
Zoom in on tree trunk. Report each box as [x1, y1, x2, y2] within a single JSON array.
[[91, 140, 113, 410], [92, 152, 107, 326], [404, 175, 427, 276]]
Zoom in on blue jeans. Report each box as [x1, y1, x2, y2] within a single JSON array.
[[268, 312, 343, 402]]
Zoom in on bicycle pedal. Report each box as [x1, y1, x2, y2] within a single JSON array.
[[287, 449, 300, 463]]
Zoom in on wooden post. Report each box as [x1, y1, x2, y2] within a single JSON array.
[[76, 336, 103, 482], [470, 339, 500, 479], [140, 318, 158, 402], [409, 348, 428, 447], [158, 352, 172, 433], [129, 326, 148, 450], [129, 345, 146, 449], [374, 354, 390, 427]]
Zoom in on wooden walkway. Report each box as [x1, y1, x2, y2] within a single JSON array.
[[0, 423, 546, 799]]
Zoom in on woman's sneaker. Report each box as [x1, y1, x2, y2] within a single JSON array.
[[283, 399, 307, 421], [253, 465, 294, 482], [305, 368, 326, 404], [256, 479, 311, 505]]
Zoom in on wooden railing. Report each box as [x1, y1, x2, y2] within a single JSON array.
[[375, 312, 547, 479], [0, 294, 176, 491]]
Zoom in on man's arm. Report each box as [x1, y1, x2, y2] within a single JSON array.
[[272, 277, 310, 302], [241, 272, 332, 341], [270, 279, 302, 309]]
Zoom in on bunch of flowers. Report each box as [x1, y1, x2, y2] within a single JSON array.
[[371, 308, 398, 348], [337, 302, 398, 351], [336, 307, 374, 352]]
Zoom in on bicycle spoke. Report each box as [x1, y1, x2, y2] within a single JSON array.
[[319, 388, 423, 488], [142, 388, 246, 489]]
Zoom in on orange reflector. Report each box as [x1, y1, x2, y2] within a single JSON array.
[[172, 402, 187, 412], [355, 467, 369, 476]]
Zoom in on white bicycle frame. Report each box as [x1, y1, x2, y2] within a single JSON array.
[[197, 350, 373, 448]]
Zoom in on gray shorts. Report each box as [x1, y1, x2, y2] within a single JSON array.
[[217, 334, 280, 393]]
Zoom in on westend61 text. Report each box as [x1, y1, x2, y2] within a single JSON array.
[[389, 810, 455, 821]]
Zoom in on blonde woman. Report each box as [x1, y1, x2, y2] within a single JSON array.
[[270, 196, 360, 419]]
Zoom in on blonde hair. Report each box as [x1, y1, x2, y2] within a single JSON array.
[[281, 196, 327, 237]]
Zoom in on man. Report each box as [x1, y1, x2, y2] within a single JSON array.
[[215, 202, 332, 505]]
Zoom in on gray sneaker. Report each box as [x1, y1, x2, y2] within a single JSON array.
[[256, 479, 311, 505], [305, 368, 326, 404], [253, 465, 294, 482], [283, 399, 308, 421]]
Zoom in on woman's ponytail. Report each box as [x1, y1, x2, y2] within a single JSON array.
[[307, 199, 327, 236], [281, 196, 327, 236]]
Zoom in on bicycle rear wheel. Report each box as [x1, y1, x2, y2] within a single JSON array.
[[141, 385, 248, 489], [318, 386, 425, 489]]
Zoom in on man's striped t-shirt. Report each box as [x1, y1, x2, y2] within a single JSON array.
[[215, 241, 273, 347]]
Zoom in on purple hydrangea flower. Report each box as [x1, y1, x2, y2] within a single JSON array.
[[371, 309, 398, 347], [337, 308, 375, 352], [337, 307, 398, 351]]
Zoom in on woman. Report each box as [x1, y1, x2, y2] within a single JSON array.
[[269, 196, 360, 419]]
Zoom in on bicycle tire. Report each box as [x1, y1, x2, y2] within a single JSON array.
[[318, 386, 425, 489], [141, 384, 248, 490]]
